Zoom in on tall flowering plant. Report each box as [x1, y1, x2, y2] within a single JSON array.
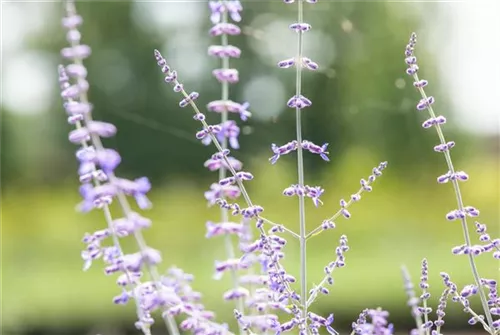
[[58, 2, 230, 335], [154, 1, 388, 334], [204, 1, 261, 333], [402, 32, 500, 335]]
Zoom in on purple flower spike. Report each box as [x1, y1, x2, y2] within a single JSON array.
[[306, 185, 324, 207], [62, 14, 83, 29], [208, 1, 224, 24], [278, 57, 296, 68], [87, 121, 117, 138], [302, 57, 319, 70], [66, 64, 87, 78], [61, 45, 92, 60], [226, 1, 243, 22], [413, 79, 428, 88], [206, 100, 251, 120], [282, 184, 325, 206], [236, 171, 254, 181], [208, 45, 242, 58], [405, 56, 417, 65], [179, 91, 199, 108], [201, 120, 240, 149], [446, 209, 464, 221], [464, 206, 480, 217], [209, 23, 241, 36], [416, 96, 435, 111], [406, 65, 419, 75], [460, 285, 479, 298], [204, 183, 240, 205], [212, 68, 239, 83], [114, 177, 152, 209], [269, 140, 299, 164], [65, 101, 92, 115], [360, 179, 372, 192], [287, 94, 312, 109], [204, 156, 243, 172], [289, 23, 312, 32], [223, 287, 249, 300], [301, 140, 330, 161], [433, 141, 455, 152]]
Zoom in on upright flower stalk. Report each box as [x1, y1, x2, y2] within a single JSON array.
[[60, 2, 229, 334], [280, 0, 318, 328], [405, 32, 499, 334], [275, 0, 326, 331], [206, 1, 251, 331]]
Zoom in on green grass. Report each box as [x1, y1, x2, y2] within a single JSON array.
[[2, 151, 498, 329]]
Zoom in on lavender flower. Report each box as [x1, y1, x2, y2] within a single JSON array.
[[60, 2, 230, 334], [352, 309, 394, 335], [269, 140, 329, 164], [275, 0, 322, 329], [60, 4, 164, 332], [440, 272, 495, 332], [205, 3, 254, 333], [406, 32, 498, 332]]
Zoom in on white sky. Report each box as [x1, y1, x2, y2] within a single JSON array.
[[435, 1, 500, 135], [1, 1, 499, 135]]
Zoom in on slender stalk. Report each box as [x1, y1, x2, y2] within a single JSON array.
[[294, 0, 308, 330], [64, 4, 180, 333], [219, 3, 245, 333], [412, 73, 494, 331]]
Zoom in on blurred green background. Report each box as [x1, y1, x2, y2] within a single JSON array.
[[1, 1, 499, 335]]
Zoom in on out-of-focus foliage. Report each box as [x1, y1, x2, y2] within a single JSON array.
[[2, 1, 462, 186]]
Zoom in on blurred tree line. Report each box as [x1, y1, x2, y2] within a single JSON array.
[[1, 1, 457, 188]]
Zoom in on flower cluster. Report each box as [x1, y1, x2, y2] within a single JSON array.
[[405, 32, 499, 334], [269, 140, 329, 164], [205, 2, 268, 329], [350, 309, 394, 335], [282, 184, 324, 207], [59, 2, 230, 334]]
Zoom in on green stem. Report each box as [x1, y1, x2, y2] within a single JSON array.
[[219, 3, 245, 334], [295, 0, 308, 332]]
